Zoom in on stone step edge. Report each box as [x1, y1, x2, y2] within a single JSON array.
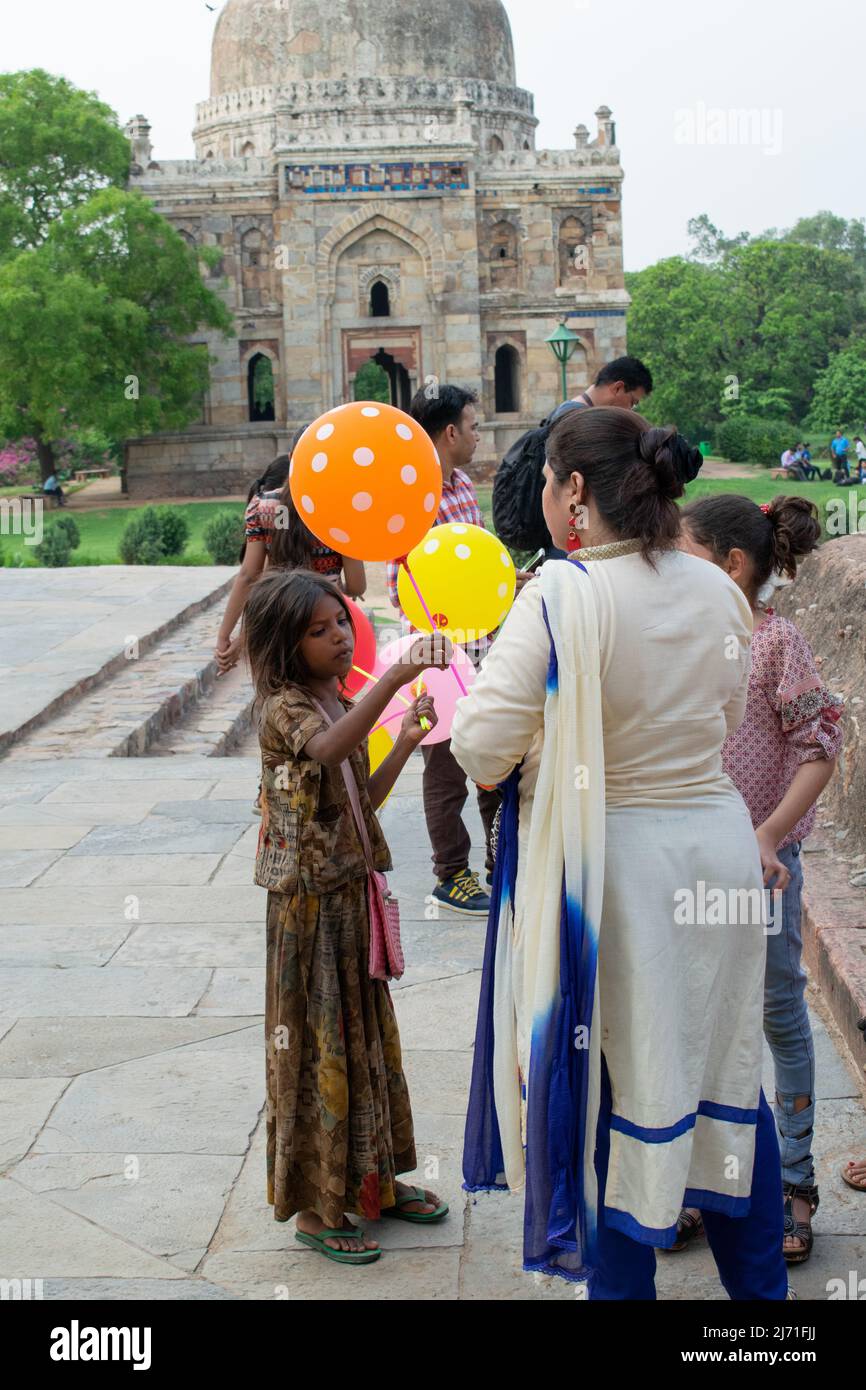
[[801, 845, 866, 1081], [0, 577, 234, 758]]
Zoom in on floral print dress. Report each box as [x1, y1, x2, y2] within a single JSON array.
[[255, 684, 416, 1226]]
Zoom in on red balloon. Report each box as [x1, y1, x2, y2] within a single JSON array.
[[340, 597, 377, 697]]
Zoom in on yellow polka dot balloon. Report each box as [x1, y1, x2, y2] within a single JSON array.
[[289, 401, 443, 562], [397, 522, 517, 645]]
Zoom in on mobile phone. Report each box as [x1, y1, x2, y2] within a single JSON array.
[[525, 548, 546, 572]]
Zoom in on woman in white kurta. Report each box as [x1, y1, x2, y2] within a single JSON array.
[[451, 406, 789, 1299]]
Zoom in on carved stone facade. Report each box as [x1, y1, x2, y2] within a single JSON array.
[[124, 0, 628, 497]]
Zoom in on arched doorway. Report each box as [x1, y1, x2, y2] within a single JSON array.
[[247, 353, 275, 422], [494, 344, 520, 412], [369, 348, 411, 409], [353, 359, 391, 404]]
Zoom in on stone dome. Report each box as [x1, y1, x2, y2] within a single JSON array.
[[210, 0, 517, 94]]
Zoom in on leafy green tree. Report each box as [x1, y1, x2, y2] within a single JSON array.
[[804, 343, 866, 428], [0, 69, 129, 259], [686, 214, 750, 263], [252, 356, 275, 414], [774, 212, 866, 280], [625, 257, 730, 436], [353, 360, 391, 404], [0, 187, 232, 480]]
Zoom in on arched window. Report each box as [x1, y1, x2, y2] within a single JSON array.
[[489, 220, 519, 289], [558, 215, 589, 284], [522, 140, 531, 150], [494, 345, 520, 413], [487, 134, 504, 153], [240, 141, 255, 157], [370, 280, 390, 317], [204, 149, 215, 160], [247, 353, 275, 423], [241, 227, 269, 307]]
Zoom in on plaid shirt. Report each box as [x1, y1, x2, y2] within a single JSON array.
[[386, 466, 490, 664]]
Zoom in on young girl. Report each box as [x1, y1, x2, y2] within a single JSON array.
[[679, 494, 843, 1264], [243, 568, 452, 1265], [214, 430, 366, 675]]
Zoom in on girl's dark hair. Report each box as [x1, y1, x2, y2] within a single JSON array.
[[680, 493, 820, 595], [244, 569, 354, 700], [545, 406, 684, 561], [240, 426, 311, 566]]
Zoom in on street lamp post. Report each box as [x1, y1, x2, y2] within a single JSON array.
[[545, 319, 581, 403]]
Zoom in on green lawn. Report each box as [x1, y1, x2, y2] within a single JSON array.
[[477, 475, 863, 543], [2, 474, 862, 568], [1, 500, 245, 567]]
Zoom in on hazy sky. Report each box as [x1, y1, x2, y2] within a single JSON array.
[[2, 0, 861, 269]]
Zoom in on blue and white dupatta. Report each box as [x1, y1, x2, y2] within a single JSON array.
[[463, 558, 606, 1282]]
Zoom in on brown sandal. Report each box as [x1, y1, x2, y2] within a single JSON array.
[[668, 1207, 705, 1252], [782, 1181, 819, 1264]]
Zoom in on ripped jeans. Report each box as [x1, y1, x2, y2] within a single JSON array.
[[764, 842, 816, 1187]]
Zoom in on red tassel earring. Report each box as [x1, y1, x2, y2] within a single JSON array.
[[567, 502, 582, 552]]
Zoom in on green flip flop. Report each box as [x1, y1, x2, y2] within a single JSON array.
[[383, 1185, 450, 1224], [294, 1226, 381, 1264]]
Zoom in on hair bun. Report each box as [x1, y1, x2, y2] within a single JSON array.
[[637, 426, 683, 500]]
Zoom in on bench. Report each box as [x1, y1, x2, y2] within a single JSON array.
[[73, 467, 110, 482]]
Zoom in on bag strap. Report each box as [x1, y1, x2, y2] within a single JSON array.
[[310, 697, 377, 872]]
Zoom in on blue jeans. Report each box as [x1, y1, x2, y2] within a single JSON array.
[[589, 1057, 788, 1300], [764, 842, 815, 1187]]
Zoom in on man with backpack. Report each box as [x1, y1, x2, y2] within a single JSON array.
[[492, 356, 655, 555]]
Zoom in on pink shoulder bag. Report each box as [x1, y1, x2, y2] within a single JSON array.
[[312, 700, 404, 982]]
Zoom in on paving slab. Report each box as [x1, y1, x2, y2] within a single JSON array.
[[0, 967, 212, 1018], [0, 1076, 70, 1169], [0, 922, 133, 968], [36, 853, 224, 886], [32, 1046, 261, 1155], [114, 922, 261, 969], [69, 819, 249, 857], [40, 1277, 239, 1300], [12, 1151, 245, 1264], [0, 1178, 187, 1280], [0, 1017, 261, 1079]]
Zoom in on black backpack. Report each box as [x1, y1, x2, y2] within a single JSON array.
[[492, 400, 585, 551]]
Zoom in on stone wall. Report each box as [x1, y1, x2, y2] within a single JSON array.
[[776, 534, 866, 860], [125, 427, 287, 499]]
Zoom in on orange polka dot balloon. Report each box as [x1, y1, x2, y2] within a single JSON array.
[[289, 402, 443, 562]]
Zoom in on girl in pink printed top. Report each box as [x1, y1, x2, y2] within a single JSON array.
[[679, 493, 843, 1267]]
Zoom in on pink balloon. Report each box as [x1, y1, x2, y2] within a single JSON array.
[[372, 635, 476, 746]]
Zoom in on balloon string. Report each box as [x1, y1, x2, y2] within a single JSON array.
[[352, 662, 431, 732], [401, 561, 469, 697]]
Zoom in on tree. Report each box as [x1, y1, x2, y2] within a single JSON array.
[[776, 212, 866, 280], [625, 256, 731, 436], [353, 359, 391, 404], [804, 342, 866, 428], [686, 214, 750, 263], [0, 69, 129, 259], [0, 188, 232, 480]]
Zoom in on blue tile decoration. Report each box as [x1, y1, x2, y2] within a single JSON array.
[[284, 160, 470, 194]]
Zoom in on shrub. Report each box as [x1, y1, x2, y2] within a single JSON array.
[[714, 414, 794, 468], [119, 508, 167, 565], [51, 514, 81, 551], [154, 506, 189, 558], [119, 506, 189, 564], [202, 510, 245, 565], [35, 528, 72, 567]]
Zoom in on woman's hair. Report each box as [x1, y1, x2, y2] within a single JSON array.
[[267, 423, 332, 571], [240, 426, 312, 566], [245, 454, 291, 506], [680, 493, 820, 595], [545, 406, 686, 561], [244, 569, 354, 700]]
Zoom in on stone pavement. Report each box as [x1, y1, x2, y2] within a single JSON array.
[[0, 567, 233, 752], [0, 740, 864, 1300]]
